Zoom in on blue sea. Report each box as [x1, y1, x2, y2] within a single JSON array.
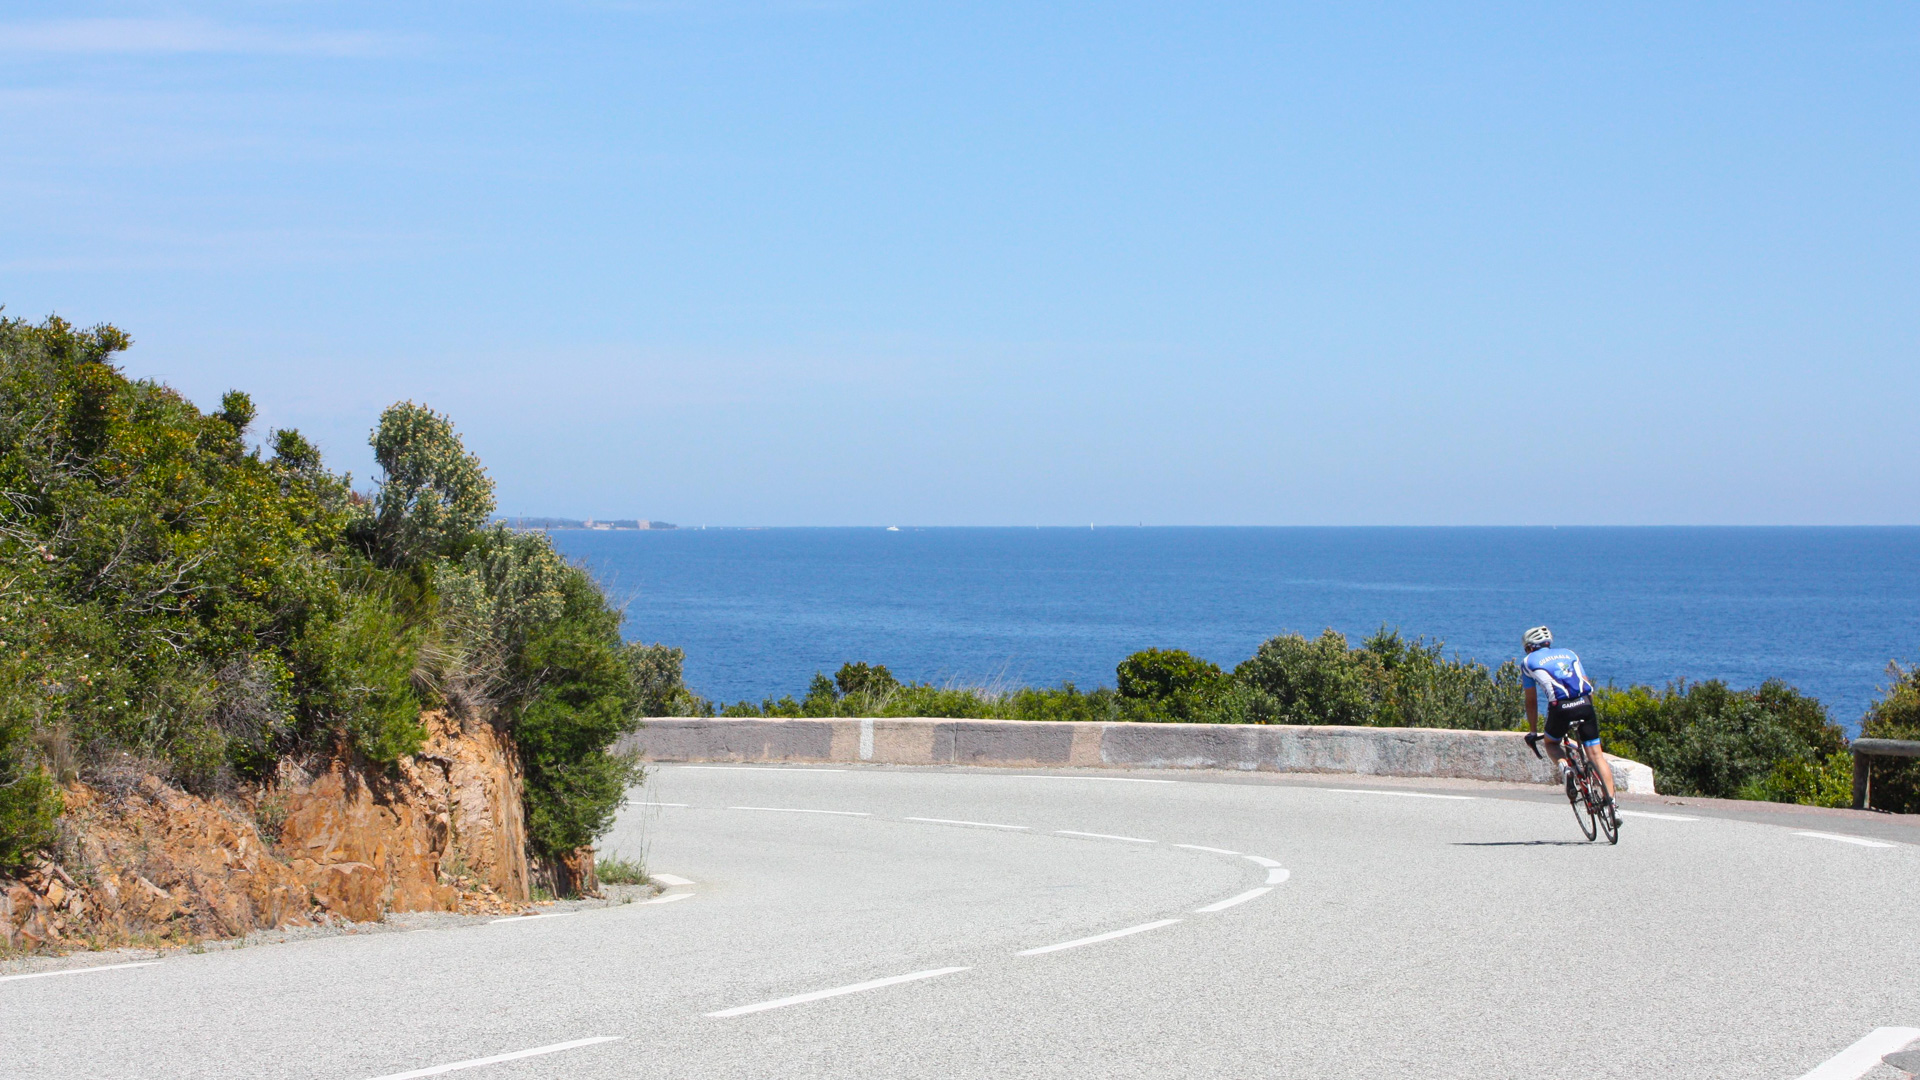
[[550, 527, 1920, 732]]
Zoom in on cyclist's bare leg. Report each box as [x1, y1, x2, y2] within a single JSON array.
[[1588, 742, 1617, 801]]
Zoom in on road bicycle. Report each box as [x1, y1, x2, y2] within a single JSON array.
[[1527, 732, 1619, 845]]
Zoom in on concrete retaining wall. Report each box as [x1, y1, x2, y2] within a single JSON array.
[[620, 718, 1658, 794]]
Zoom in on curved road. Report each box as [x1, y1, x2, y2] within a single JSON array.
[[4, 765, 1918, 1079]]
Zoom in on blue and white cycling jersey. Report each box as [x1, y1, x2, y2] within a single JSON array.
[[1522, 648, 1593, 704]]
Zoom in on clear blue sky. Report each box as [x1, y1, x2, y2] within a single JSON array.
[[2, 3, 1914, 525]]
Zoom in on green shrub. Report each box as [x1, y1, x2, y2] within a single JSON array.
[[1858, 663, 1920, 814], [1116, 648, 1227, 722], [1594, 680, 1846, 801], [1232, 630, 1381, 726], [509, 567, 645, 858], [0, 700, 61, 874]]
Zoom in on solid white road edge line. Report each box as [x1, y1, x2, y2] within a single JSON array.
[[1174, 844, 1241, 855], [643, 892, 694, 905], [1324, 788, 1475, 801], [362, 1036, 621, 1080], [0, 961, 158, 984], [906, 817, 1029, 830], [651, 873, 695, 886], [707, 967, 970, 1018], [1792, 1026, 1920, 1080], [1616, 810, 1697, 821], [1196, 887, 1273, 912], [1243, 855, 1282, 868], [489, 912, 577, 924], [1018, 919, 1182, 956], [635, 802, 689, 808], [1056, 830, 1155, 844], [1007, 775, 1178, 784], [1792, 830, 1896, 849], [729, 806, 870, 816], [1265, 867, 1290, 885]]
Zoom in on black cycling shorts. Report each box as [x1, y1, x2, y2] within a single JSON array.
[[1545, 699, 1600, 746]]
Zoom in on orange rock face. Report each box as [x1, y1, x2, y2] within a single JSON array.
[[1, 710, 534, 952]]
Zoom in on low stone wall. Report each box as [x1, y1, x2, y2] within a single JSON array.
[[622, 717, 1658, 794]]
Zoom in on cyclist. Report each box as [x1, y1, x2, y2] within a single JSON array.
[[1520, 626, 1617, 809]]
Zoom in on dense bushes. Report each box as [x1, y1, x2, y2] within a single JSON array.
[[715, 630, 1522, 730], [0, 315, 673, 876], [1594, 681, 1850, 804]]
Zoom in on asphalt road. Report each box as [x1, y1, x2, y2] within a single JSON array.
[[4, 765, 1918, 1080]]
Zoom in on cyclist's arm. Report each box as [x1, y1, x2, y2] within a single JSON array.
[[1524, 683, 1539, 733]]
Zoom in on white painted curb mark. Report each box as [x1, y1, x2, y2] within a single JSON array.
[[1324, 788, 1474, 800], [643, 892, 693, 905], [1018, 919, 1182, 956], [0, 961, 158, 984], [651, 873, 695, 886], [1792, 831, 1895, 849], [707, 967, 969, 1017], [1792, 1026, 1920, 1080], [1056, 830, 1155, 844], [1196, 887, 1273, 912], [906, 817, 1028, 830], [361, 1036, 620, 1079], [1265, 867, 1290, 885], [859, 718, 874, 761]]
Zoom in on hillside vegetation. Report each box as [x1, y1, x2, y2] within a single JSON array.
[[0, 315, 688, 877]]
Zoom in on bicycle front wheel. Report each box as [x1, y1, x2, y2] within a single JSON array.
[[1598, 792, 1620, 845], [1568, 747, 1599, 841]]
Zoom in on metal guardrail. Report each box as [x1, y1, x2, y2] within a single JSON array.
[[1851, 738, 1920, 811]]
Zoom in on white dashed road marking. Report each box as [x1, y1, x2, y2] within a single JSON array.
[[1174, 844, 1241, 855], [1242, 855, 1283, 868], [906, 817, 1029, 830], [1056, 830, 1155, 844], [707, 967, 970, 1018], [1791, 1026, 1920, 1080], [490, 912, 576, 925], [361, 1036, 621, 1079], [0, 961, 158, 984], [1018, 919, 1182, 956], [1196, 887, 1272, 912], [1792, 831, 1896, 849]]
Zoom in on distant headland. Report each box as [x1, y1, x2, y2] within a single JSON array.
[[498, 517, 677, 531]]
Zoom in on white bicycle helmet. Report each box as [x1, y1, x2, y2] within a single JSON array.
[[1522, 625, 1553, 652]]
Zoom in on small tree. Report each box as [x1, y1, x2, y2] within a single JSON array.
[[361, 402, 494, 568]]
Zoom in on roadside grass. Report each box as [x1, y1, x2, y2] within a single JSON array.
[[596, 851, 648, 885]]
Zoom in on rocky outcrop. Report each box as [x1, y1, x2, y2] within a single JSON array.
[[271, 710, 531, 921], [2, 710, 534, 952]]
